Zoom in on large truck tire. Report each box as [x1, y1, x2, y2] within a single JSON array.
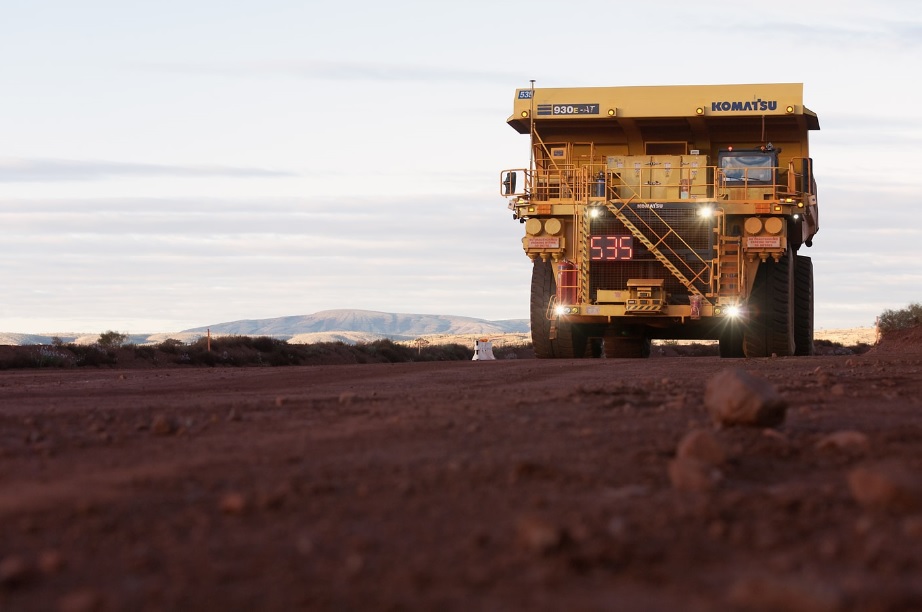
[[743, 249, 795, 358], [794, 255, 815, 356], [603, 327, 651, 359], [530, 259, 556, 358], [529, 259, 589, 359], [554, 321, 590, 359]]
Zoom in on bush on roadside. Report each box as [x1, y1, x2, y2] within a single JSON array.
[[361, 339, 413, 363], [69, 343, 118, 366], [31, 346, 72, 368], [98, 330, 129, 349], [134, 345, 157, 360], [414, 342, 473, 361], [158, 338, 185, 354], [878, 302, 922, 333], [814, 338, 873, 356], [179, 335, 284, 366]]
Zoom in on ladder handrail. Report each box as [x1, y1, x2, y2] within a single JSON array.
[[604, 195, 710, 304]]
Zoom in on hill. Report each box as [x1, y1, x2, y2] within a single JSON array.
[[182, 309, 530, 341]]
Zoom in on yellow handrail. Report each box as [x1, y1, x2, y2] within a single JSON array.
[[509, 162, 812, 203]]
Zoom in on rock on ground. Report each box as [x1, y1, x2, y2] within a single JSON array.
[[705, 368, 787, 427], [668, 458, 722, 493], [848, 462, 922, 512], [676, 429, 726, 466], [816, 431, 870, 454]]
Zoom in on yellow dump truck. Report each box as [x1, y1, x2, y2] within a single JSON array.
[[501, 83, 819, 358]]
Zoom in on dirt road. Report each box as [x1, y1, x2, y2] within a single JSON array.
[[1, 332, 921, 611]]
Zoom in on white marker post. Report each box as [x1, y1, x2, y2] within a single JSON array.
[[472, 338, 496, 361]]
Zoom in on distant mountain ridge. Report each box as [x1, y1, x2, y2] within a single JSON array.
[[0, 310, 529, 346], [182, 309, 529, 340]]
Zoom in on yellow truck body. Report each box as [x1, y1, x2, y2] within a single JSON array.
[[501, 83, 820, 358]]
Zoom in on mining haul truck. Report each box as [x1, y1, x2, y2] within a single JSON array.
[[501, 83, 819, 359]]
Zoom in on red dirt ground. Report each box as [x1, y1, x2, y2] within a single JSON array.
[[1, 330, 921, 611]]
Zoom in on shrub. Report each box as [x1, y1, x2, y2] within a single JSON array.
[[32, 346, 71, 368], [416, 343, 473, 361], [134, 345, 157, 360], [172, 334, 297, 367], [0, 352, 41, 370], [158, 338, 184, 354], [98, 330, 129, 349], [251, 336, 279, 353], [69, 344, 118, 367], [361, 339, 413, 362], [493, 345, 533, 359], [877, 302, 922, 333]]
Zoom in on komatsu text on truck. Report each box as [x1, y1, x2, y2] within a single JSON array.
[[501, 83, 819, 358]]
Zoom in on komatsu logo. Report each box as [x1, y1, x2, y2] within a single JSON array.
[[711, 99, 778, 112]]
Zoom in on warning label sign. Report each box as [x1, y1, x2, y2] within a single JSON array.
[[528, 237, 561, 249], [746, 236, 782, 249]]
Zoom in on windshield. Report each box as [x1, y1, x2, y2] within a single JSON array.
[[720, 154, 773, 183]]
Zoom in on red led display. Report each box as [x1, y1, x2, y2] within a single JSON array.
[[590, 236, 633, 261]]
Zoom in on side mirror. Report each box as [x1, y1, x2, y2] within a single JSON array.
[[502, 171, 517, 195]]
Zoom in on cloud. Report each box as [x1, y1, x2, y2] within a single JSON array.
[[730, 18, 922, 50], [0, 197, 530, 332], [132, 58, 519, 84], [0, 193, 511, 238], [0, 157, 297, 183], [818, 114, 922, 146]]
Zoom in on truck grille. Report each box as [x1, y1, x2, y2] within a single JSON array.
[[589, 206, 713, 301]]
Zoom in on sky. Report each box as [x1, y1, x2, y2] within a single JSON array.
[[1, 0, 920, 333]]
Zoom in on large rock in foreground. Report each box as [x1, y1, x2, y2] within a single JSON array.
[[705, 368, 787, 427]]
